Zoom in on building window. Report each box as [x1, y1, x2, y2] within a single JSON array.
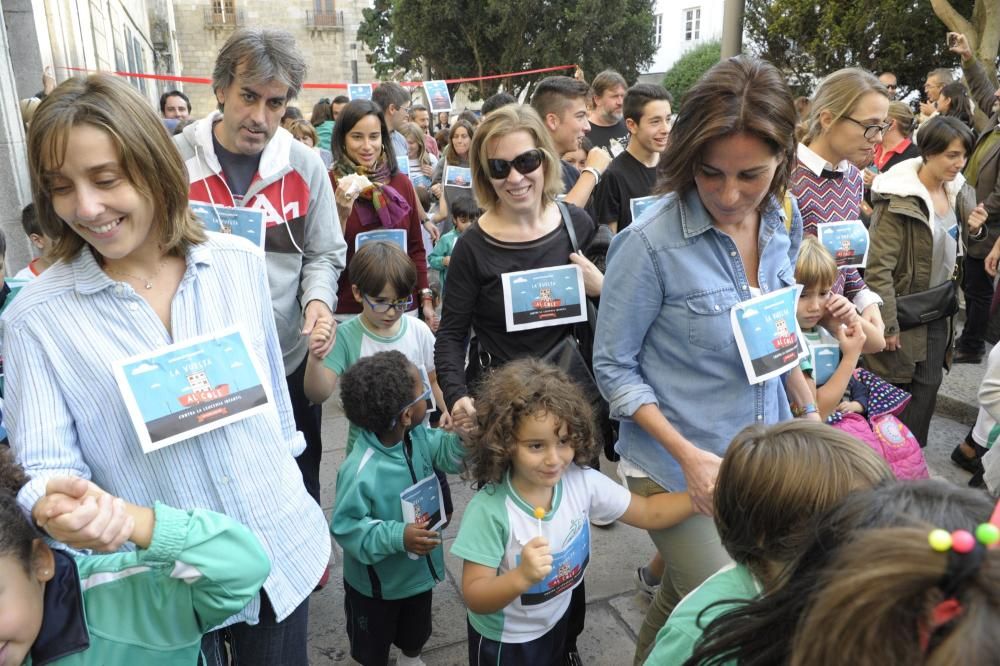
[[684, 7, 701, 41], [213, 0, 237, 21], [654, 14, 663, 46]]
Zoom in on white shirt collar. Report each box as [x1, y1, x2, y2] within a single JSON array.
[[797, 142, 850, 177]]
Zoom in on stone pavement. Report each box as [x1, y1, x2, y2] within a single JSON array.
[[305, 351, 989, 665]]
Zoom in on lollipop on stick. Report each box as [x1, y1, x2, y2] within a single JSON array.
[[534, 506, 546, 538]]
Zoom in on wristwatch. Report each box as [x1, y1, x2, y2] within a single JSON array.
[[419, 288, 434, 302], [581, 166, 601, 186]]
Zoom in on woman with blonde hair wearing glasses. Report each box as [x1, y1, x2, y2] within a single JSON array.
[[792, 68, 891, 335]]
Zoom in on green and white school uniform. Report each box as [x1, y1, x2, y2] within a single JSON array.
[[450, 464, 630, 643]]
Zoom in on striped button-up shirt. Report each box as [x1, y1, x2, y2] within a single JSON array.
[[3, 233, 330, 624]]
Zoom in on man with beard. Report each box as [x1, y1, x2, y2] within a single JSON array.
[[587, 70, 630, 155]]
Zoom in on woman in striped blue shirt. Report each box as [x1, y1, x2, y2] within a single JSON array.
[[4, 74, 329, 665]]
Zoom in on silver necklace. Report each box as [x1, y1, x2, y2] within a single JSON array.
[[105, 260, 166, 290]]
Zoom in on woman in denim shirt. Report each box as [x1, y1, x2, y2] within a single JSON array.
[[593, 57, 819, 664]]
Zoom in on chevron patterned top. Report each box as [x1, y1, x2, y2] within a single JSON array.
[[790, 159, 865, 237], [791, 158, 867, 300]]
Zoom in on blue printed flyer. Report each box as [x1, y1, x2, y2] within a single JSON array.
[[423, 80, 453, 114], [501, 264, 587, 332], [112, 327, 273, 453], [730, 285, 806, 385], [811, 344, 840, 387], [400, 474, 445, 533], [348, 83, 373, 101], [444, 165, 472, 188], [355, 228, 407, 253], [190, 202, 265, 249], [817, 220, 869, 269], [629, 195, 660, 223]]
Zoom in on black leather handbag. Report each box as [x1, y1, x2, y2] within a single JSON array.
[[895, 279, 958, 331], [894, 226, 960, 331]]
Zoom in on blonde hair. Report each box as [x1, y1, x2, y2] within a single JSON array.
[[802, 68, 889, 145], [886, 101, 916, 138], [399, 122, 430, 163], [795, 236, 839, 290], [287, 118, 317, 145], [469, 105, 562, 211], [27, 74, 206, 262]]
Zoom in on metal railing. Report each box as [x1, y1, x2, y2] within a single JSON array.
[[306, 9, 345, 30], [203, 7, 245, 28]]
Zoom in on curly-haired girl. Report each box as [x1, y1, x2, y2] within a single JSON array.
[[450, 358, 693, 665]]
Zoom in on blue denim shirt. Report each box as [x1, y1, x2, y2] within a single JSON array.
[[594, 188, 801, 492]]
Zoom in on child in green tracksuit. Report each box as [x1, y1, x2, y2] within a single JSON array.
[[0, 448, 270, 666], [331, 351, 467, 666], [426, 195, 479, 300]]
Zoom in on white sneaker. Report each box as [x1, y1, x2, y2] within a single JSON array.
[[634, 566, 660, 598]]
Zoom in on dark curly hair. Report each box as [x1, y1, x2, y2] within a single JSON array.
[[464, 358, 600, 488], [0, 447, 39, 571], [339, 351, 416, 435]]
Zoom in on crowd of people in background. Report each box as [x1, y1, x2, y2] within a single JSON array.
[[5, 23, 1000, 666]]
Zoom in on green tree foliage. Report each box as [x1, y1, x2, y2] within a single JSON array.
[[357, 0, 416, 80], [357, 0, 658, 96], [745, 0, 977, 96], [661, 41, 721, 108]]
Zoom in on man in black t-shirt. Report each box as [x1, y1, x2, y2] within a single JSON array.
[[586, 70, 630, 155], [595, 84, 673, 233]]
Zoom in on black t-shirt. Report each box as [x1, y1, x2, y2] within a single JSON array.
[[561, 161, 581, 195], [213, 133, 262, 200], [434, 204, 596, 408], [586, 118, 630, 154], [595, 150, 657, 231]]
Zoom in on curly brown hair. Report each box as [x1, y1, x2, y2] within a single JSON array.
[[463, 358, 600, 488]]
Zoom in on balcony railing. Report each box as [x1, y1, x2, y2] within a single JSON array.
[[204, 7, 245, 28], [306, 9, 345, 30]]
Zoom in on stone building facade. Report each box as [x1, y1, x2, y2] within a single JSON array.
[[1, 0, 181, 271], [171, 0, 377, 118]]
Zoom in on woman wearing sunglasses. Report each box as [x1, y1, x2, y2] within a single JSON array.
[[433, 101, 604, 665], [331, 99, 435, 324], [592, 56, 821, 664]]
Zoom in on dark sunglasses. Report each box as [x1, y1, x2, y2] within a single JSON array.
[[487, 149, 545, 180]]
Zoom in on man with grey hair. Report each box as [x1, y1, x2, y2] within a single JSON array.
[[174, 29, 346, 661], [920, 67, 954, 119]]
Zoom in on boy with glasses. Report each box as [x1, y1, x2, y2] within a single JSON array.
[[304, 241, 450, 450]]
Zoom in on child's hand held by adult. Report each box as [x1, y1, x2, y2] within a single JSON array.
[[678, 447, 722, 516]]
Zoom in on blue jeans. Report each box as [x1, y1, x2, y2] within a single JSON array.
[[201, 593, 310, 666]]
